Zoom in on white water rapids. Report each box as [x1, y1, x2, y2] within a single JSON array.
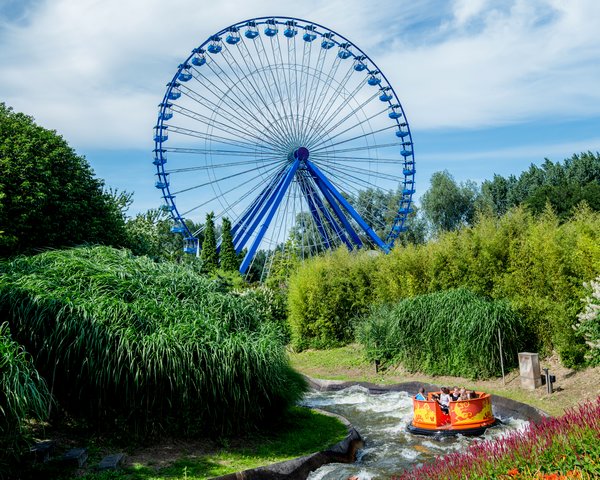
[[300, 385, 528, 480]]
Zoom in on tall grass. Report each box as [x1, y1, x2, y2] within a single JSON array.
[[0, 322, 50, 469], [356, 289, 524, 378], [0, 246, 306, 435]]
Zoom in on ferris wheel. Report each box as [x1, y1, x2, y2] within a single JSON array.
[[153, 16, 415, 277]]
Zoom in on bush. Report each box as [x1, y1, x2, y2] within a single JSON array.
[[0, 246, 306, 435], [574, 276, 600, 365], [356, 289, 524, 378], [0, 322, 51, 471], [288, 205, 600, 366], [288, 248, 376, 350]]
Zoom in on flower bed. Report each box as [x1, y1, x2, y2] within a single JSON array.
[[397, 397, 600, 479]]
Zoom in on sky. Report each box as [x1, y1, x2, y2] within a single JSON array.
[[1, 0, 600, 216]]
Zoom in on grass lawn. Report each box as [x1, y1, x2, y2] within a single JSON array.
[[289, 344, 600, 417], [23, 407, 348, 480]]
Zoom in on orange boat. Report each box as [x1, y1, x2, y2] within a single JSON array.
[[407, 391, 499, 436]]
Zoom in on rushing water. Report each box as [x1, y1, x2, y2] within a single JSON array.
[[300, 385, 528, 480]]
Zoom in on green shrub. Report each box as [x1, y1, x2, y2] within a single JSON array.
[[288, 205, 600, 366], [0, 246, 306, 435], [574, 276, 600, 365], [0, 322, 51, 470], [356, 289, 525, 378], [288, 248, 376, 350]]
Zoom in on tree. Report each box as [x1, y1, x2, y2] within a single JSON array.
[[421, 170, 478, 233], [0, 103, 129, 256], [200, 212, 218, 273], [220, 217, 239, 272]]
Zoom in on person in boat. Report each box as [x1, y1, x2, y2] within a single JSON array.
[[415, 387, 426, 401], [459, 388, 469, 401], [438, 387, 451, 413], [450, 386, 460, 401], [469, 390, 479, 399]]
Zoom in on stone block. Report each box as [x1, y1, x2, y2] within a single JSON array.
[[98, 453, 125, 470], [62, 448, 88, 467], [518, 352, 542, 390]]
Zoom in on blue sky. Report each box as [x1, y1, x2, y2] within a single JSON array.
[[1, 0, 599, 215]]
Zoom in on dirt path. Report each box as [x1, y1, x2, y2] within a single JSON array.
[[290, 347, 600, 416]]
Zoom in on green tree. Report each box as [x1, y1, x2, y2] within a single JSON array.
[[421, 170, 479, 233], [0, 103, 129, 256], [220, 217, 239, 272], [200, 212, 218, 273]]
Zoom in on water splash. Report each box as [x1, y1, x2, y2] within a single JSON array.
[[302, 387, 528, 480]]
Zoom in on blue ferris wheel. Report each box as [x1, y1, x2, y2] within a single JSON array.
[[153, 16, 415, 277]]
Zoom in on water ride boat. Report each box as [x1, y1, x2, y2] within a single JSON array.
[[407, 391, 499, 436]]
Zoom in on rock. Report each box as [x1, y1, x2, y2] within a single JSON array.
[[30, 440, 55, 463], [62, 448, 88, 467], [98, 453, 125, 471]]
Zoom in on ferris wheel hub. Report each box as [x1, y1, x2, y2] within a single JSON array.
[[293, 146, 310, 162]]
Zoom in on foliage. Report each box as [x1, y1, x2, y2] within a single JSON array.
[[574, 276, 600, 365], [0, 322, 51, 471], [288, 248, 377, 350], [479, 152, 600, 219], [236, 285, 290, 341], [0, 103, 129, 256], [421, 170, 479, 233], [288, 205, 600, 366], [126, 209, 202, 262], [200, 212, 218, 273], [356, 289, 524, 378], [0, 246, 306, 435], [219, 217, 239, 272], [398, 397, 600, 479]]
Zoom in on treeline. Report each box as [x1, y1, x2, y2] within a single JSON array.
[[420, 152, 600, 234], [288, 205, 600, 368]]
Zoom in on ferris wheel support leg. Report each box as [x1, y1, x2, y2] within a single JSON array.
[[239, 159, 301, 274], [234, 169, 290, 254], [232, 167, 286, 244], [306, 160, 390, 253], [307, 168, 363, 249], [298, 176, 332, 249], [303, 177, 352, 249]]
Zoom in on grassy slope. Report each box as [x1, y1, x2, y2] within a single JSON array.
[[289, 344, 600, 417], [24, 407, 348, 480]]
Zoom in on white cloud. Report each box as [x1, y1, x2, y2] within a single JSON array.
[[0, 0, 599, 149]]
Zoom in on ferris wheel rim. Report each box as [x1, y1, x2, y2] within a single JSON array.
[[153, 16, 416, 269]]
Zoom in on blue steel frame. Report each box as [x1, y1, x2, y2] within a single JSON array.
[[153, 16, 415, 273]]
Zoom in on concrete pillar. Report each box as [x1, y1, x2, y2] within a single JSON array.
[[518, 352, 542, 390]]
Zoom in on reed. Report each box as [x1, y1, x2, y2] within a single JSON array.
[[0, 322, 50, 468], [0, 246, 306, 435], [356, 288, 524, 378]]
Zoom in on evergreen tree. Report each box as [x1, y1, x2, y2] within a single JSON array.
[[220, 217, 239, 272], [200, 212, 218, 273]]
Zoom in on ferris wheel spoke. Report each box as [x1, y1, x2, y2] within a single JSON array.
[[192, 165, 287, 237], [198, 63, 289, 147], [303, 75, 375, 146], [255, 34, 296, 143], [305, 53, 342, 136], [303, 63, 356, 143], [191, 68, 286, 147], [317, 162, 394, 194], [165, 158, 284, 175], [310, 124, 396, 152], [166, 124, 280, 153], [315, 141, 403, 156], [311, 160, 405, 183], [236, 39, 295, 147], [172, 159, 282, 196], [306, 92, 381, 148], [176, 88, 284, 148], [180, 163, 286, 217], [217, 46, 292, 144], [275, 33, 300, 145]]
